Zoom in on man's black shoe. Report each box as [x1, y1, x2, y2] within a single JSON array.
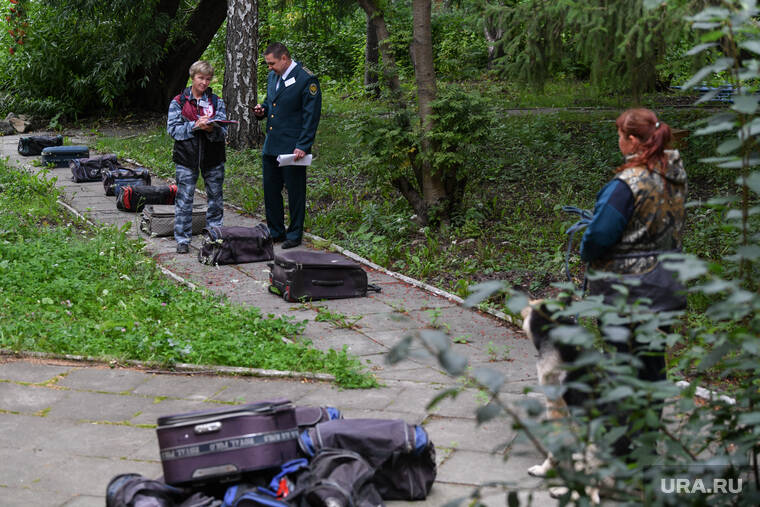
[[281, 239, 301, 249], [176, 243, 190, 254], [272, 235, 286, 243]]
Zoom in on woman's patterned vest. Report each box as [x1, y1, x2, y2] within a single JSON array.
[[589, 149, 687, 275]]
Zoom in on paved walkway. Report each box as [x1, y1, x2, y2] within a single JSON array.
[[0, 133, 552, 506]]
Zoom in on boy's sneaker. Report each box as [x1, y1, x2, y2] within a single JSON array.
[[176, 243, 189, 254]]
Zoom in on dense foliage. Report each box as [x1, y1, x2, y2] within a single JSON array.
[[486, 0, 697, 97], [0, 0, 178, 116], [387, 1, 760, 504]]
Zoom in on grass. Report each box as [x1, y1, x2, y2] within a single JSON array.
[[0, 163, 376, 388], [91, 85, 738, 303]]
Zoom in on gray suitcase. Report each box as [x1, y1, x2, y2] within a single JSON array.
[[40, 145, 90, 167], [140, 204, 206, 237]]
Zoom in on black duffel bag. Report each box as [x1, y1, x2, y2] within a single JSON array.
[[17, 135, 63, 156], [298, 418, 436, 501], [102, 167, 152, 196], [198, 223, 274, 265], [70, 154, 119, 182], [117, 184, 178, 213]]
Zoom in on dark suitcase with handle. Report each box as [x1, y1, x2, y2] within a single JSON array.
[[268, 251, 380, 302], [198, 224, 274, 265], [40, 145, 90, 167], [156, 399, 300, 487]]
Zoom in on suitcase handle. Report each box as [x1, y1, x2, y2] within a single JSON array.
[[194, 421, 222, 434], [367, 283, 381, 293], [311, 279, 344, 287]]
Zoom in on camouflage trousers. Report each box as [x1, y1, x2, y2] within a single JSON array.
[[174, 163, 224, 244]]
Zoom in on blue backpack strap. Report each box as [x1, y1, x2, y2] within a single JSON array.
[[562, 206, 593, 290], [224, 483, 290, 507], [413, 425, 428, 455], [299, 429, 316, 457], [268, 458, 310, 492], [326, 406, 341, 420]]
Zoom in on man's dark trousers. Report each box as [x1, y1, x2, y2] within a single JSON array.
[[262, 154, 306, 242]]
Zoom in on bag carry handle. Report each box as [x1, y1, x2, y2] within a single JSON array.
[[367, 283, 381, 293], [312, 279, 344, 287]]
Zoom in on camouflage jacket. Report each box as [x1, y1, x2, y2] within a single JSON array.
[[586, 149, 687, 275]]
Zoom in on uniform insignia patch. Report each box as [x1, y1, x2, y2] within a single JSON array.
[[309, 83, 319, 96]]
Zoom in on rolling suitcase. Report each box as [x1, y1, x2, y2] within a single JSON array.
[[40, 145, 90, 167], [139, 204, 206, 237], [268, 251, 380, 302], [198, 224, 274, 265], [156, 399, 300, 487]]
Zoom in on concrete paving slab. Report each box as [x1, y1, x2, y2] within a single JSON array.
[[295, 384, 404, 411], [1, 488, 80, 507], [62, 495, 107, 507], [0, 382, 70, 414], [437, 448, 543, 487], [46, 390, 154, 423], [423, 415, 517, 453], [128, 397, 209, 426], [130, 373, 234, 400], [205, 377, 322, 404], [55, 366, 151, 392], [385, 482, 476, 507], [0, 360, 75, 384], [348, 310, 429, 332], [373, 280, 459, 312]]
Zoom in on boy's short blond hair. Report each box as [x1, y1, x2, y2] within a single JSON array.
[[189, 60, 214, 79]]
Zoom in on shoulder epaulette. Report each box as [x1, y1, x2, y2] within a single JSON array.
[[301, 66, 314, 76]]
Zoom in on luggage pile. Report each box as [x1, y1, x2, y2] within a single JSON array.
[[17, 140, 200, 234], [106, 399, 436, 507]]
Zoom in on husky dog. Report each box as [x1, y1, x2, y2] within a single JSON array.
[[521, 299, 603, 503]]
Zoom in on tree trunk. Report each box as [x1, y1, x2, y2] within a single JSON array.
[[124, 0, 182, 110], [127, 0, 227, 111], [411, 0, 446, 221], [356, 0, 401, 97], [364, 14, 380, 97], [484, 21, 505, 69], [224, 0, 263, 149]]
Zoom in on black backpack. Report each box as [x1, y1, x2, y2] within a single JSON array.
[[288, 449, 384, 507], [298, 419, 436, 501], [105, 473, 220, 507], [17, 135, 63, 156], [103, 167, 152, 196]]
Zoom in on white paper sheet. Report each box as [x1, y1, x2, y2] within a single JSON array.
[[276, 154, 313, 167]]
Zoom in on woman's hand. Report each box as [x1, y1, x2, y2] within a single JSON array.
[[195, 115, 214, 132]]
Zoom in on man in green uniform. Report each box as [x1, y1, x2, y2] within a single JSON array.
[[252, 42, 321, 249]]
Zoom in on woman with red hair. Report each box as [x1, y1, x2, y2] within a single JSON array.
[[579, 108, 687, 456]]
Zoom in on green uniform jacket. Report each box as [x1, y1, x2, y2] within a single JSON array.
[[260, 63, 321, 157]]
